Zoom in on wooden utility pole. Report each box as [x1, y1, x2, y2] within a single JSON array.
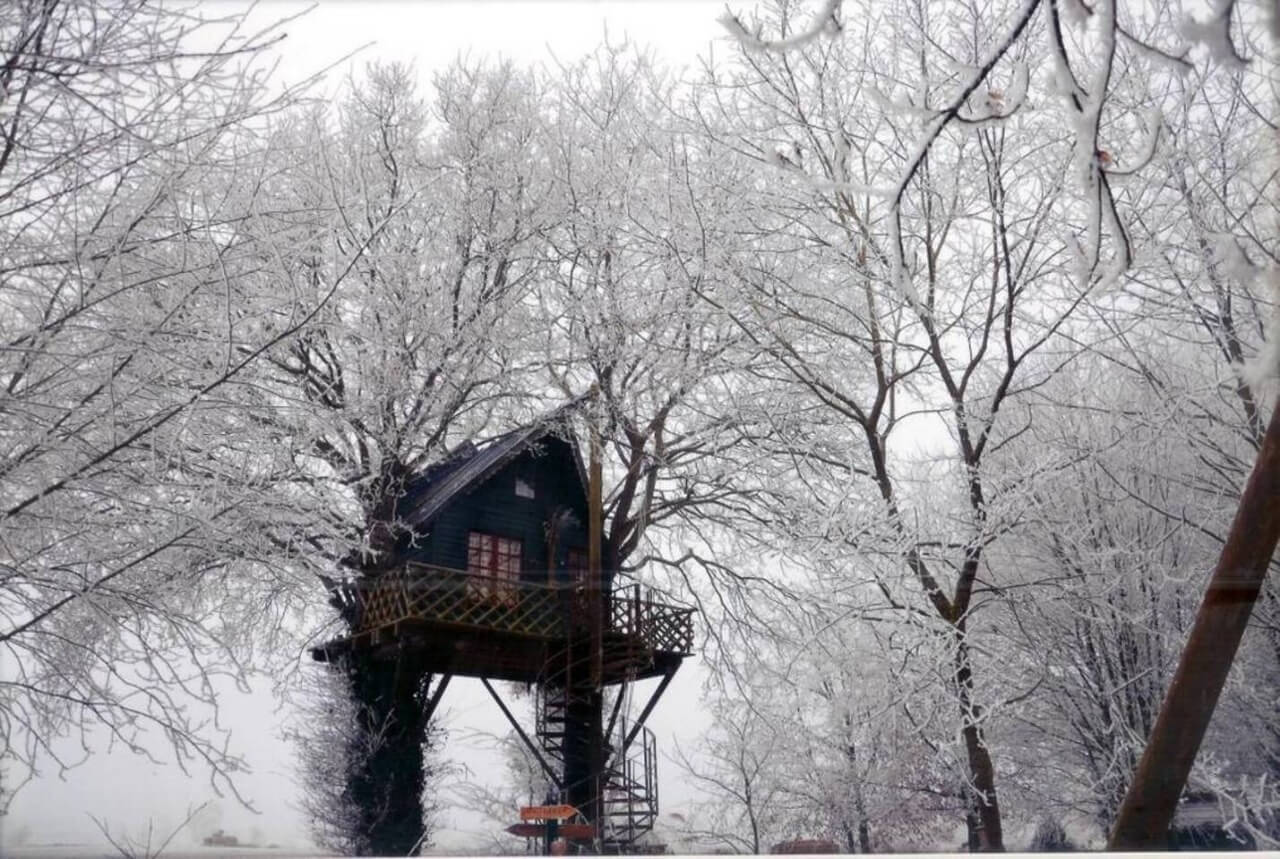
[[1108, 402, 1280, 848], [588, 416, 604, 689], [586, 400, 606, 841]]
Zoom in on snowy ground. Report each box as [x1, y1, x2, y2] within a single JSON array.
[[4, 847, 329, 859]]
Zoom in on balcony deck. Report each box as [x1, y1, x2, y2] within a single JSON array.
[[313, 563, 695, 684]]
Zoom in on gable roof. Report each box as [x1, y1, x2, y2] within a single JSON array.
[[401, 403, 589, 530]]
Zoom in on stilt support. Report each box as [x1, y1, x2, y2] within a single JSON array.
[[481, 677, 563, 791], [616, 668, 676, 762], [423, 674, 452, 723]]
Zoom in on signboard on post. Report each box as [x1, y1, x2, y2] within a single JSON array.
[[520, 804, 579, 822]]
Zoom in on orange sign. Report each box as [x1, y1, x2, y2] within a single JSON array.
[[558, 823, 596, 840], [520, 804, 578, 822], [507, 822, 596, 840]]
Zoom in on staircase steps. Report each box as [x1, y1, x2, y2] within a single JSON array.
[[534, 638, 662, 850]]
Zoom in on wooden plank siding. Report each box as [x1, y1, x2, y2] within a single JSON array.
[[400, 437, 604, 589]]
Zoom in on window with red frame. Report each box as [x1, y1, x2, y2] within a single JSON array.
[[467, 532, 521, 603]]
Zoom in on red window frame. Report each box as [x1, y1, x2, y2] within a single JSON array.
[[467, 532, 521, 604]]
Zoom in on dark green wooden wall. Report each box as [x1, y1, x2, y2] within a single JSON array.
[[402, 437, 609, 587]]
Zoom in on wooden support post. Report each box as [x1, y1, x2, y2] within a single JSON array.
[[586, 399, 606, 843], [619, 668, 677, 759], [481, 678, 563, 791], [422, 673, 452, 724], [1108, 402, 1280, 849], [588, 415, 603, 688], [545, 818, 558, 856]]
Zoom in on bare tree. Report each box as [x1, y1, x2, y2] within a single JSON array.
[[0, 0, 346, 811], [671, 691, 794, 855], [258, 60, 553, 854], [691, 0, 1131, 845], [537, 43, 773, 584]]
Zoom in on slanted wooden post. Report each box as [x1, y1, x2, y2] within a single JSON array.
[[1109, 402, 1280, 848]]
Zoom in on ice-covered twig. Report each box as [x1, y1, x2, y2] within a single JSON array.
[[1050, 0, 1134, 277], [1117, 23, 1195, 75], [765, 142, 895, 199], [719, 0, 843, 54], [1106, 108, 1163, 177], [1180, 0, 1249, 69], [886, 0, 1041, 303]]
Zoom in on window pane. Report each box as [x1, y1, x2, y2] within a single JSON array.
[[466, 532, 520, 604]]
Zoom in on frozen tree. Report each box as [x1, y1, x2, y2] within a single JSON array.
[[1019, 20, 1280, 841], [991, 367, 1207, 833], [536, 42, 774, 585], [679, 574, 1017, 852], [0, 0, 345, 811], [258, 60, 553, 854], [689, 0, 1128, 845], [988, 337, 1277, 844], [671, 685, 796, 854], [682, 0, 1280, 848]]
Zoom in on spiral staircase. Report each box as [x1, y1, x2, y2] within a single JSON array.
[[536, 643, 661, 851]]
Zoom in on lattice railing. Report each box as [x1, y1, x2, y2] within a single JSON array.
[[609, 583, 696, 655], [353, 564, 694, 654], [357, 565, 565, 639]]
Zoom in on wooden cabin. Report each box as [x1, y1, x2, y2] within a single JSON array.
[[396, 425, 602, 591], [313, 419, 693, 685], [312, 415, 694, 851]]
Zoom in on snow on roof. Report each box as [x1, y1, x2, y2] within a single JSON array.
[[401, 402, 588, 530]]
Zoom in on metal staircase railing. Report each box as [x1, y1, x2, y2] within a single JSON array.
[[600, 723, 659, 850], [534, 649, 662, 851]]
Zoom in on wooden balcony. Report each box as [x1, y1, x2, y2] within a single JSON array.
[[314, 563, 694, 683]]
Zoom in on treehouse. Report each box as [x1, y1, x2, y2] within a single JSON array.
[[312, 415, 694, 851]]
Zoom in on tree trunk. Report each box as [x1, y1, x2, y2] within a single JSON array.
[[562, 680, 605, 837], [842, 741, 873, 853], [341, 463, 439, 854], [346, 650, 432, 855], [955, 632, 1003, 851]]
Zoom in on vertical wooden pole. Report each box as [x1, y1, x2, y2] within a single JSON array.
[[1108, 402, 1280, 848], [588, 415, 603, 687], [586, 404, 606, 843]]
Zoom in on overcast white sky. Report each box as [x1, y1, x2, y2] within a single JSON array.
[[249, 0, 731, 94], [4, 2, 732, 853]]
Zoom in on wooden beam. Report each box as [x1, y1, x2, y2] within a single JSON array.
[[1108, 402, 1280, 849], [480, 678, 563, 791], [603, 678, 627, 753], [588, 411, 603, 689], [421, 673, 451, 723], [619, 669, 677, 760]]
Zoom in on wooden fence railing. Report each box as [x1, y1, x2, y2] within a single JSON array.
[[352, 564, 694, 655], [608, 583, 696, 655]]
